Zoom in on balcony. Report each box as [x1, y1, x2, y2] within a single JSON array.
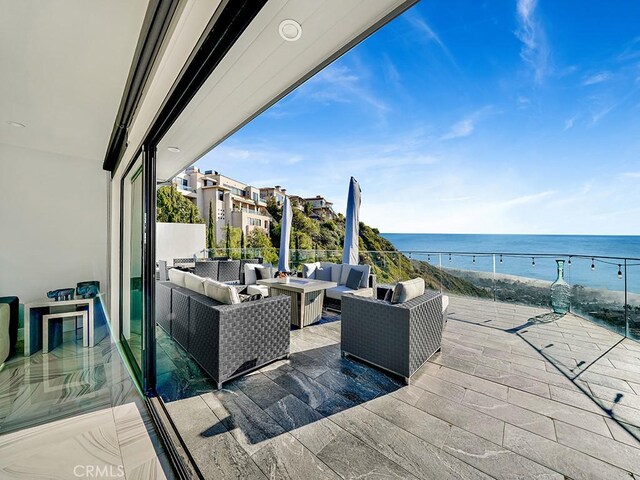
[[159, 294, 640, 478]]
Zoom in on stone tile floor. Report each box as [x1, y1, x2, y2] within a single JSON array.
[[0, 331, 174, 479], [163, 296, 640, 479]]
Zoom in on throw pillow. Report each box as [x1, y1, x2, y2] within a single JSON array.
[[168, 268, 186, 287], [255, 267, 267, 280], [315, 267, 332, 282], [391, 278, 425, 304], [239, 293, 263, 302], [345, 269, 365, 290], [302, 262, 320, 279]]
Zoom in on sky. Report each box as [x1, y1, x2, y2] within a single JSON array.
[[195, 0, 640, 235]]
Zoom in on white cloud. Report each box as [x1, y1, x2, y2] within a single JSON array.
[[501, 190, 555, 208], [296, 63, 389, 117], [582, 71, 612, 86], [515, 0, 550, 83], [403, 11, 457, 66], [441, 106, 496, 140], [564, 115, 576, 130], [517, 96, 531, 109]]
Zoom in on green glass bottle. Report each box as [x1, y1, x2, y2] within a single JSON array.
[[550, 260, 570, 314]]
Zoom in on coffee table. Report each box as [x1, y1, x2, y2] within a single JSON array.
[[257, 278, 337, 328]]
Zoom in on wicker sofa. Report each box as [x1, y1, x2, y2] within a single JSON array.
[[301, 262, 376, 311], [341, 289, 444, 384], [156, 280, 290, 389]]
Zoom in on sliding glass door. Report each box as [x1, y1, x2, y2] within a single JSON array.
[[121, 156, 144, 384]]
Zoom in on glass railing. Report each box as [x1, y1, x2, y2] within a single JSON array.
[[190, 247, 640, 341]]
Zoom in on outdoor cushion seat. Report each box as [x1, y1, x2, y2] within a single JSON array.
[[326, 285, 373, 300], [247, 284, 269, 297]]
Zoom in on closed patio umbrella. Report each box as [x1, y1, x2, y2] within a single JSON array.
[[278, 196, 292, 273], [342, 176, 361, 265]]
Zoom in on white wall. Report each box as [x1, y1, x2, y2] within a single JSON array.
[[0, 143, 108, 303], [156, 222, 206, 266]]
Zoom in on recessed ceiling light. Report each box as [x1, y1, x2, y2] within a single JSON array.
[[7, 121, 25, 128], [167, 146, 181, 153], [279, 19, 302, 42]]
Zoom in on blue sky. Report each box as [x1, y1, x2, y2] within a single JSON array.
[[196, 0, 640, 235]]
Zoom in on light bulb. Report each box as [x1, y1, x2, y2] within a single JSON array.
[[449, 254, 452, 262], [472, 256, 476, 264], [499, 254, 503, 263], [532, 257, 536, 267], [591, 258, 595, 271], [618, 265, 622, 279], [568, 257, 572, 266]]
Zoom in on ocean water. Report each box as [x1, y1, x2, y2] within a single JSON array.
[[381, 234, 640, 294]]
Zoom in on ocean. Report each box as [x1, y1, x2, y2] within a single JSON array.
[[381, 234, 640, 294]]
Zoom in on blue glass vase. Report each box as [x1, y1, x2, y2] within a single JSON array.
[[550, 260, 570, 314]]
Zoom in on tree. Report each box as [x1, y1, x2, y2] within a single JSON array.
[[266, 196, 282, 222], [157, 186, 203, 223], [225, 224, 232, 257], [206, 200, 216, 256], [247, 229, 278, 265], [240, 229, 246, 259], [304, 201, 313, 216]]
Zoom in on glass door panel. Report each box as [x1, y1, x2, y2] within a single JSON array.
[[121, 157, 144, 382]]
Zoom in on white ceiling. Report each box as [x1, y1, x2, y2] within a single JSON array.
[[156, 0, 416, 181], [0, 0, 149, 162]]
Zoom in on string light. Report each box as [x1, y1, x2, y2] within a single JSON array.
[[591, 258, 595, 271], [568, 256, 572, 266], [472, 255, 476, 264], [499, 254, 503, 263], [427, 254, 430, 262], [449, 253, 452, 262], [618, 265, 623, 279], [531, 257, 536, 267]]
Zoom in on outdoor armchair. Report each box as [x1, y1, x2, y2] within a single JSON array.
[[341, 290, 443, 383]]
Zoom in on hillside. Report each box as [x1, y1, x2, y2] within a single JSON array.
[[260, 198, 490, 298]]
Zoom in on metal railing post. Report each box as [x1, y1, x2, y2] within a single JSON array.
[[492, 254, 496, 302], [439, 253, 443, 293], [625, 259, 629, 338]]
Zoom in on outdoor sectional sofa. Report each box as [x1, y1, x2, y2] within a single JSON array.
[[302, 262, 376, 311], [341, 281, 444, 384], [156, 280, 290, 389]]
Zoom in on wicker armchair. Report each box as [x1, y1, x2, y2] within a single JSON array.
[[195, 260, 219, 280], [217, 260, 241, 283], [341, 291, 443, 384]]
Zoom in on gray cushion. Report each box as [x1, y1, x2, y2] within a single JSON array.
[[325, 286, 373, 300], [391, 278, 425, 304], [203, 279, 240, 305], [340, 264, 370, 288], [325, 285, 355, 300], [345, 269, 364, 290], [320, 262, 342, 283], [315, 267, 332, 282], [184, 272, 206, 294], [247, 284, 269, 297], [168, 268, 186, 287]]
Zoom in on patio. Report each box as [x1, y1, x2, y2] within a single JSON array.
[[163, 295, 640, 479]]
